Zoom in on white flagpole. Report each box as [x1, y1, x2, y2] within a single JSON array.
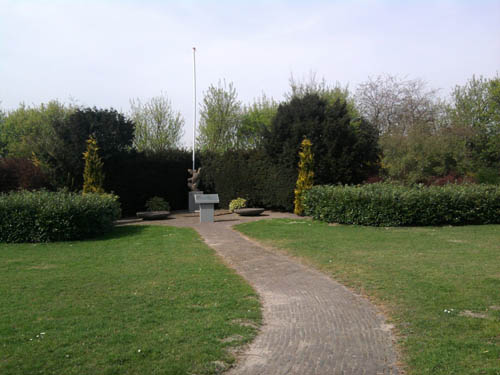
[[192, 47, 197, 171]]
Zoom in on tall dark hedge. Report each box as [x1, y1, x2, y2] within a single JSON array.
[[200, 150, 295, 211], [104, 150, 191, 216], [264, 93, 379, 185]]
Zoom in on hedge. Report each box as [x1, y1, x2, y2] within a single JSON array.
[[304, 183, 500, 226], [0, 190, 121, 243], [200, 150, 296, 211], [104, 150, 191, 216], [1, 152, 192, 216]]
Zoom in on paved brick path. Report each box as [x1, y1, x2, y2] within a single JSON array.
[[127, 211, 400, 374]]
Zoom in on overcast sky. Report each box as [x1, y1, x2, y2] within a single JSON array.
[[1, 0, 499, 146]]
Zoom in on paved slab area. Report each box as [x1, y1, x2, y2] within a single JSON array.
[[122, 211, 400, 374]]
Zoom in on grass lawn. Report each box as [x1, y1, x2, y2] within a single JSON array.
[[236, 219, 500, 375], [0, 225, 261, 375]]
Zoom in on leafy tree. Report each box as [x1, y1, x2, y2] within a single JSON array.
[[449, 75, 492, 129], [294, 138, 314, 216], [264, 93, 379, 185], [238, 94, 278, 149], [0, 101, 74, 187], [130, 93, 184, 154], [52, 107, 134, 188], [197, 80, 242, 152], [0, 107, 6, 155], [82, 136, 105, 194], [286, 72, 358, 117], [447, 75, 500, 178], [0, 101, 71, 160]]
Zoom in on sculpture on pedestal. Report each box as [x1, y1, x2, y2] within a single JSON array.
[[187, 168, 201, 191]]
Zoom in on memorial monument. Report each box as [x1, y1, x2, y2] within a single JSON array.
[[187, 168, 202, 212]]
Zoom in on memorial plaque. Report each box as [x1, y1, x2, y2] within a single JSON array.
[[195, 194, 219, 204]]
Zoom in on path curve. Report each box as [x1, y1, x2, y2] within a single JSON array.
[[139, 212, 400, 374]]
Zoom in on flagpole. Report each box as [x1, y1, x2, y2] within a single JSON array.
[[192, 47, 197, 171]]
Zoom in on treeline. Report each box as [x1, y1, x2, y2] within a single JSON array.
[[196, 74, 500, 185], [0, 74, 499, 213]]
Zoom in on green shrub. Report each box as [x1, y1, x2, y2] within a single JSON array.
[[304, 183, 500, 226], [476, 167, 500, 185], [145, 196, 170, 211], [229, 197, 247, 211], [0, 190, 121, 243]]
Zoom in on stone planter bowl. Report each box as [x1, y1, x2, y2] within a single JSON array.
[[136, 211, 170, 220], [233, 208, 265, 216]]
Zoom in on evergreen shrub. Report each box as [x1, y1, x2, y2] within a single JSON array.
[[304, 183, 500, 226], [82, 136, 105, 194], [294, 138, 314, 215], [0, 190, 121, 243], [264, 94, 379, 186], [145, 196, 170, 211]]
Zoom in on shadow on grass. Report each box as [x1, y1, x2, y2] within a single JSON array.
[[90, 225, 149, 242]]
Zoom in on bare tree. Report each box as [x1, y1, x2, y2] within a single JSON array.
[[355, 74, 442, 135]]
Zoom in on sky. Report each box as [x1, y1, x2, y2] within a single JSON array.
[[1, 0, 499, 146]]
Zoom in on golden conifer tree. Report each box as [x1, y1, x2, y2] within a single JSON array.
[[82, 136, 105, 194], [294, 138, 314, 215]]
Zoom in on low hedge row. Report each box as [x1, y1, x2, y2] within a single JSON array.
[[0, 190, 121, 243], [304, 183, 500, 226]]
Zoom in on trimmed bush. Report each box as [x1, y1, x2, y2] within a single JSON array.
[[200, 150, 295, 211], [0, 190, 121, 243], [304, 183, 500, 226]]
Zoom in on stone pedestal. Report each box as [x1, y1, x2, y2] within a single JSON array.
[[188, 191, 203, 212], [199, 203, 215, 223], [194, 194, 219, 223]]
